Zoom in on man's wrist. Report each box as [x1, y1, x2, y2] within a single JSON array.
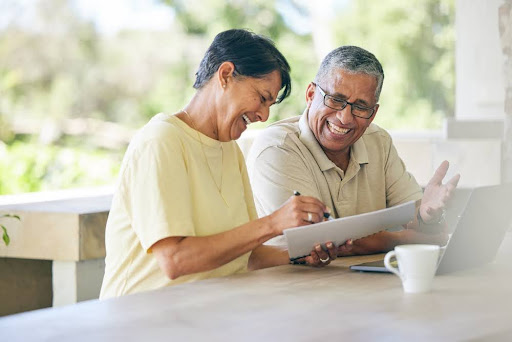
[[392, 230, 409, 247], [417, 210, 446, 226], [416, 210, 447, 235]]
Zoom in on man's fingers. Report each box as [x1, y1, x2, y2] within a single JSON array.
[[309, 250, 319, 264], [427, 206, 443, 217], [326, 242, 337, 260], [346, 239, 370, 255], [447, 173, 461, 190], [307, 249, 328, 267], [429, 160, 449, 185], [440, 173, 460, 204], [305, 255, 315, 265], [315, 245, 330, 262]]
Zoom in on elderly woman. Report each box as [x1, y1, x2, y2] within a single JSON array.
[[100, 29, 336, 298]]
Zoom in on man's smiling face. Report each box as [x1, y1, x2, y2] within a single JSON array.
[[306, 69, 379, 162]]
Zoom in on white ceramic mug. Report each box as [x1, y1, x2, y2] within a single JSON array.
[[384, 244, 440, 293]]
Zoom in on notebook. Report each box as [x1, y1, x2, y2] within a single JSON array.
[[350, 183, 512, 274], [284, 200, 416, 261]]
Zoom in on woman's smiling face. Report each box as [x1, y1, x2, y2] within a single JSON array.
[[218, 69, 282, 141]]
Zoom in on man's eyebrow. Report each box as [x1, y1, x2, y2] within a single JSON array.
[[331, 91, 372, 107], [353, 99, 372, 107], [330, 91, 348, 100]]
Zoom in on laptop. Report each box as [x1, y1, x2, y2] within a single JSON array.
[[350, 183, 512, 275]]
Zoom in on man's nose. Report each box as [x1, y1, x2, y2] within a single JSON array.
[[336, 105, 354, 124]]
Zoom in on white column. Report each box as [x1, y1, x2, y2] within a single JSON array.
[[455, 0, 505, 121], [437, 0, 505, 187], [499, 0, 512, 183], [447, 0, 505, 139], [52, 259, 105, 306]]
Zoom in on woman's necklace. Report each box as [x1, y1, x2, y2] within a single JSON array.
[[182, 109, 224, 197]]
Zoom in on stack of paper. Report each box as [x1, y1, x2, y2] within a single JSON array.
[[284, 201, 416, 260]]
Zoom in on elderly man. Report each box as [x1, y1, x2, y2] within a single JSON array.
[[246, 45, 459, 258]]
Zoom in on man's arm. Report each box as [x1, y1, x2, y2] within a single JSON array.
[[337, 227, 449, 256], [338, 161, 459, 256]]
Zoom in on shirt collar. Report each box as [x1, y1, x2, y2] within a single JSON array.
[[298, 108, 369, 171]]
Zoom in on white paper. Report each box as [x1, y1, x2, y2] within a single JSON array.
[[284, 200, 416, 260]]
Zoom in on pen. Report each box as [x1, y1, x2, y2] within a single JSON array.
[[324, 211, 335, 221], [293, 190, 334, 221]]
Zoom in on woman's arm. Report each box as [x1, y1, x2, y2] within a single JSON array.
[[152, 194, 328, 280]]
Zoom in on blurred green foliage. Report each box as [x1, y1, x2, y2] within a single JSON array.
[[1, 214, 20, 246], [331, 0, 455, 129], [0, 141, 121, 194], [0, 0, 455, 195]]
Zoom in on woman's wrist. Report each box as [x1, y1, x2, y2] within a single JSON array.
[[262, 214, 280, 240]]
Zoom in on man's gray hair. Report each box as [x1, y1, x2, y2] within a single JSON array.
[[314, 46, 384, 102]]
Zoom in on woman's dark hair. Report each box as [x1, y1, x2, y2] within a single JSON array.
[[193, 29, 291, 103]]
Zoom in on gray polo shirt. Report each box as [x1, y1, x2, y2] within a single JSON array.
[[246, 109, 422, 246]]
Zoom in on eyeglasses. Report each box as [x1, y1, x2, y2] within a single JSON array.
[[314, 83, 376, 119]]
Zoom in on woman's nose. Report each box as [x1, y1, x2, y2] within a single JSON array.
[[258, 105, 270, 122]]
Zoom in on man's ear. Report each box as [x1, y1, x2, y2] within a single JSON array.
[[217, 61, 236, 88], [305, 82, 316, 108], [367, 104, 379, 125]]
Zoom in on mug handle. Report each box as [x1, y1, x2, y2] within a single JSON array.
[[384, 250, 402, 279]]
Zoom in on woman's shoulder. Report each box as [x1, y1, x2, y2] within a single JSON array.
[[137, 113, 188, 140], [139, 113, 183, 138], [127, 114, 187, 156]]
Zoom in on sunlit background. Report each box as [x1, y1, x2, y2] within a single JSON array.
[[0, 0, 455, 194]]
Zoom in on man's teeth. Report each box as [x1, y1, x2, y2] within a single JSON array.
[[327, 121, 350, 134], [242, 114, 252, 125]]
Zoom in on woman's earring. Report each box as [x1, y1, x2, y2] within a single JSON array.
[[223, 84, 226, 88]]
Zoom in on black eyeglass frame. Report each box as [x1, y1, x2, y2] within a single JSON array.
[[313, 82, 377, 119]]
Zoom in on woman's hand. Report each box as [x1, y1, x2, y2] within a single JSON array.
[[268, 194, 328, 236], [292, 242, 337, 267]]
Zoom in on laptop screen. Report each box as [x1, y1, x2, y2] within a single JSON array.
[[436, 183, 512, 274], [350, 183, 512, 275]]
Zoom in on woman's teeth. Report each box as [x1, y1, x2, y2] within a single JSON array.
[[327, 121, 350, 135], [242, 114, 252, 126]]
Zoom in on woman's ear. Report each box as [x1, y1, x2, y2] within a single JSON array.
[[217, 61, 236, 89]]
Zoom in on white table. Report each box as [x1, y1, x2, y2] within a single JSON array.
[[1, 233, 511, 341]]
